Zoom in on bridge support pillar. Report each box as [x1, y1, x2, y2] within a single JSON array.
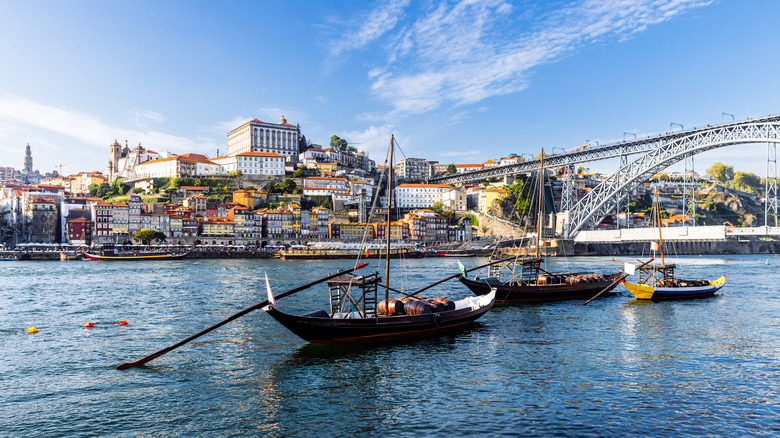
[[683, 156, 695, 226], [766, 143, 778, 227]]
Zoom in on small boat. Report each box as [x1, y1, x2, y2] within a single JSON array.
[[437, 250, 476, 257], [622, 271, 726, 300], [60, 251, 84, 261], [264, 134, 495, 342], [84, 245, 189, 261], [621, 184, 725, 301]]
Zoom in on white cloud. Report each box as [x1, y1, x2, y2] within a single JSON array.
[[337, 125, 396, 163], [438, 149, 481, 157], [331, 0, 712, 118], [0, 91, 221, 170], [129, 107, 165, 130]]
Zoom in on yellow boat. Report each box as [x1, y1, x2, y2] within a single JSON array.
[[622, 274, 726, 300]]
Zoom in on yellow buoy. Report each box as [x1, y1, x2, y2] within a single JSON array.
[[25, 327, 39, 333]]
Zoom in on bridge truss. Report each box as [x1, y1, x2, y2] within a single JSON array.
[[565, 116, 780, 236]]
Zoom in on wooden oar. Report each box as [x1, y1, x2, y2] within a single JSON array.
[[582, 258, 654, 305], [117, 263, 369, 370]]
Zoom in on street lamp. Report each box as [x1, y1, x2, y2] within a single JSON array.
[[670, 122, 684, 132], [722, 112, 735, 123], [623, 132, 636, 141], [586, 139, 600, 147]]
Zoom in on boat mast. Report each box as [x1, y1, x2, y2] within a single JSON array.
[[384, 134, 394, 315], [654, 185, 665, 265], [536, 149, 544, 260]]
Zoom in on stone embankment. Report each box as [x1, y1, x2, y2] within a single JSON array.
[[0, 249, 276, 261], [497, 239, 780, 257]]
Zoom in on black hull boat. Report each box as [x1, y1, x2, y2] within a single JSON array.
[[457, 273, 622, 304], [264, 291, 495, 342]]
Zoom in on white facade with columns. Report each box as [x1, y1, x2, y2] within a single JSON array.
[[227, 116, 300, 163]]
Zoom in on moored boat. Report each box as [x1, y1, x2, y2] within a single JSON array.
[[279, 245, 424, 260], [84, 245, 189, 261], [264, 134, 495, 342], [622, 273, 726, 300]]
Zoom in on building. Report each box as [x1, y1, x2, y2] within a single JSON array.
[[403, 209, 448, 242], [478, 188, 507, 214], [396, 158, 430, 181], [394, 184, 454, 210], [108, 140, 163, 181], [440, 187, 468, 212], [131, 154, 220, 180], [24, 143, 33, 172], [328, 222, 375, 240], [227, 116, 300, 163], [211, 152, 286, 177], [67, 217, 94, 246], [29, 198, 58, 243]]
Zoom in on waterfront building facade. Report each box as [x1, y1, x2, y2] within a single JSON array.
[[211, 152, 286, 177], [394, 184, 454, 210]]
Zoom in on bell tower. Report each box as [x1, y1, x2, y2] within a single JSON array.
[[24, 143, 33, 172], [109, 139, 121, 181]]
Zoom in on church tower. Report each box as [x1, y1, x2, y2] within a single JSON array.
[[24, 143, 33, 172], [109, 139, 121, 181]]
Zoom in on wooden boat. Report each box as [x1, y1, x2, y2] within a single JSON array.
[[621, 185, 725, 301], [622, 272, 726, 300], [84, 246, 189, 261], [458, 257, 622, 303], [457, 149, 620, 304], [264, 135, 496, 342]]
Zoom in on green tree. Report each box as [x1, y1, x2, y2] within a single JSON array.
[[88, 183, 99, 197], [134, 229, 166, 245], [280, 178, 297, 193], [293, 168, 304, 178], [431, 201, 456, 225], [732, 171, 762, 193], [446, 163, 457, 174], [329, 135, 348, 151], [706, 162, 734, 184], [96, 182, 111, 198]]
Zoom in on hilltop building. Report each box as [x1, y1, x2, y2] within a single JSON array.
[[227, 116, 300, 163]]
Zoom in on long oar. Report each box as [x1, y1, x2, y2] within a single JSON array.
[[409, 256, 516, 296], [582, 258, 654, 305], [117, 263, 369, 370]]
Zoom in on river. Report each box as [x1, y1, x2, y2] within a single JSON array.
[[1, 255, 778, 436]]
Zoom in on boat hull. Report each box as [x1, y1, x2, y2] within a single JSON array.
[[622, 275, 725, 300], [264, 291, 495, 342], [83, 252, 189, 261], [457, 273, 622, 303]]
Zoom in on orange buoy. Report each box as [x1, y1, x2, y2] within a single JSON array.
[[84, 322, 96, 328], [113, 320, 129, 325], [25, 327, 39, 333]]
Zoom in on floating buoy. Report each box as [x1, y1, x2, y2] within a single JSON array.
[[766, 260, 770, 265], [25, 327, 39, 333], [611, 257, 615, 261], [84, 322, 96, 328], [116, 320, 128, 325]]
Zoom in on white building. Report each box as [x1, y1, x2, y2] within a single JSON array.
[[396, 158, 430, 180], [227, 116, 300, 163], [131, 154, 221, 179], [211, 152, 286, 177], [394, 183, 453, 209]]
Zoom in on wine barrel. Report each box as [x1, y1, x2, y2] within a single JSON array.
[[378, 299, 404, 315], [399, 297, 417, 303], [424, 299, 446, 313], [537, 275, 548, 285], [404, 300, 433, 315], [433, 297, 456, 311]]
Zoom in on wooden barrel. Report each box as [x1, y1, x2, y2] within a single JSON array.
[[399, 297, 417, 303], [404, 300, 433, 315], [424, 299, 446, 313], [378, 299, 404, 315], [433, 297, 456, 311], [537, 275, 548, 285]]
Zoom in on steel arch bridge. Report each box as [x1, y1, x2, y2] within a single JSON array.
[[565, 115, 780, 236]]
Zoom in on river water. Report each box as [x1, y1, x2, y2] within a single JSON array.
[[1, 255, 778, 437]]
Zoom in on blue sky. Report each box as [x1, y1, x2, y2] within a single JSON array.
[[1, 0, 778, 177]]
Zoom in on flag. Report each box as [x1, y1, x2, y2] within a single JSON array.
[[363, 245, 370, 257], [651, 241, 660, 251], [265, 273, 276, 309], [624, 262, 636, 276], [457, 260, 467, 278]]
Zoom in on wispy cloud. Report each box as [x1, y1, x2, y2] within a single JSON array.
[[327, 0, 411, 62], [337, 125, 396, 163], [129, 107, 165, 130], [0, 91, 219, 159], [331, 0, 712, 117]]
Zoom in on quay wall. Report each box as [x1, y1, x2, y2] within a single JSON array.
[[0, 249, 275, 261], [498, 239, 780, 257]]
